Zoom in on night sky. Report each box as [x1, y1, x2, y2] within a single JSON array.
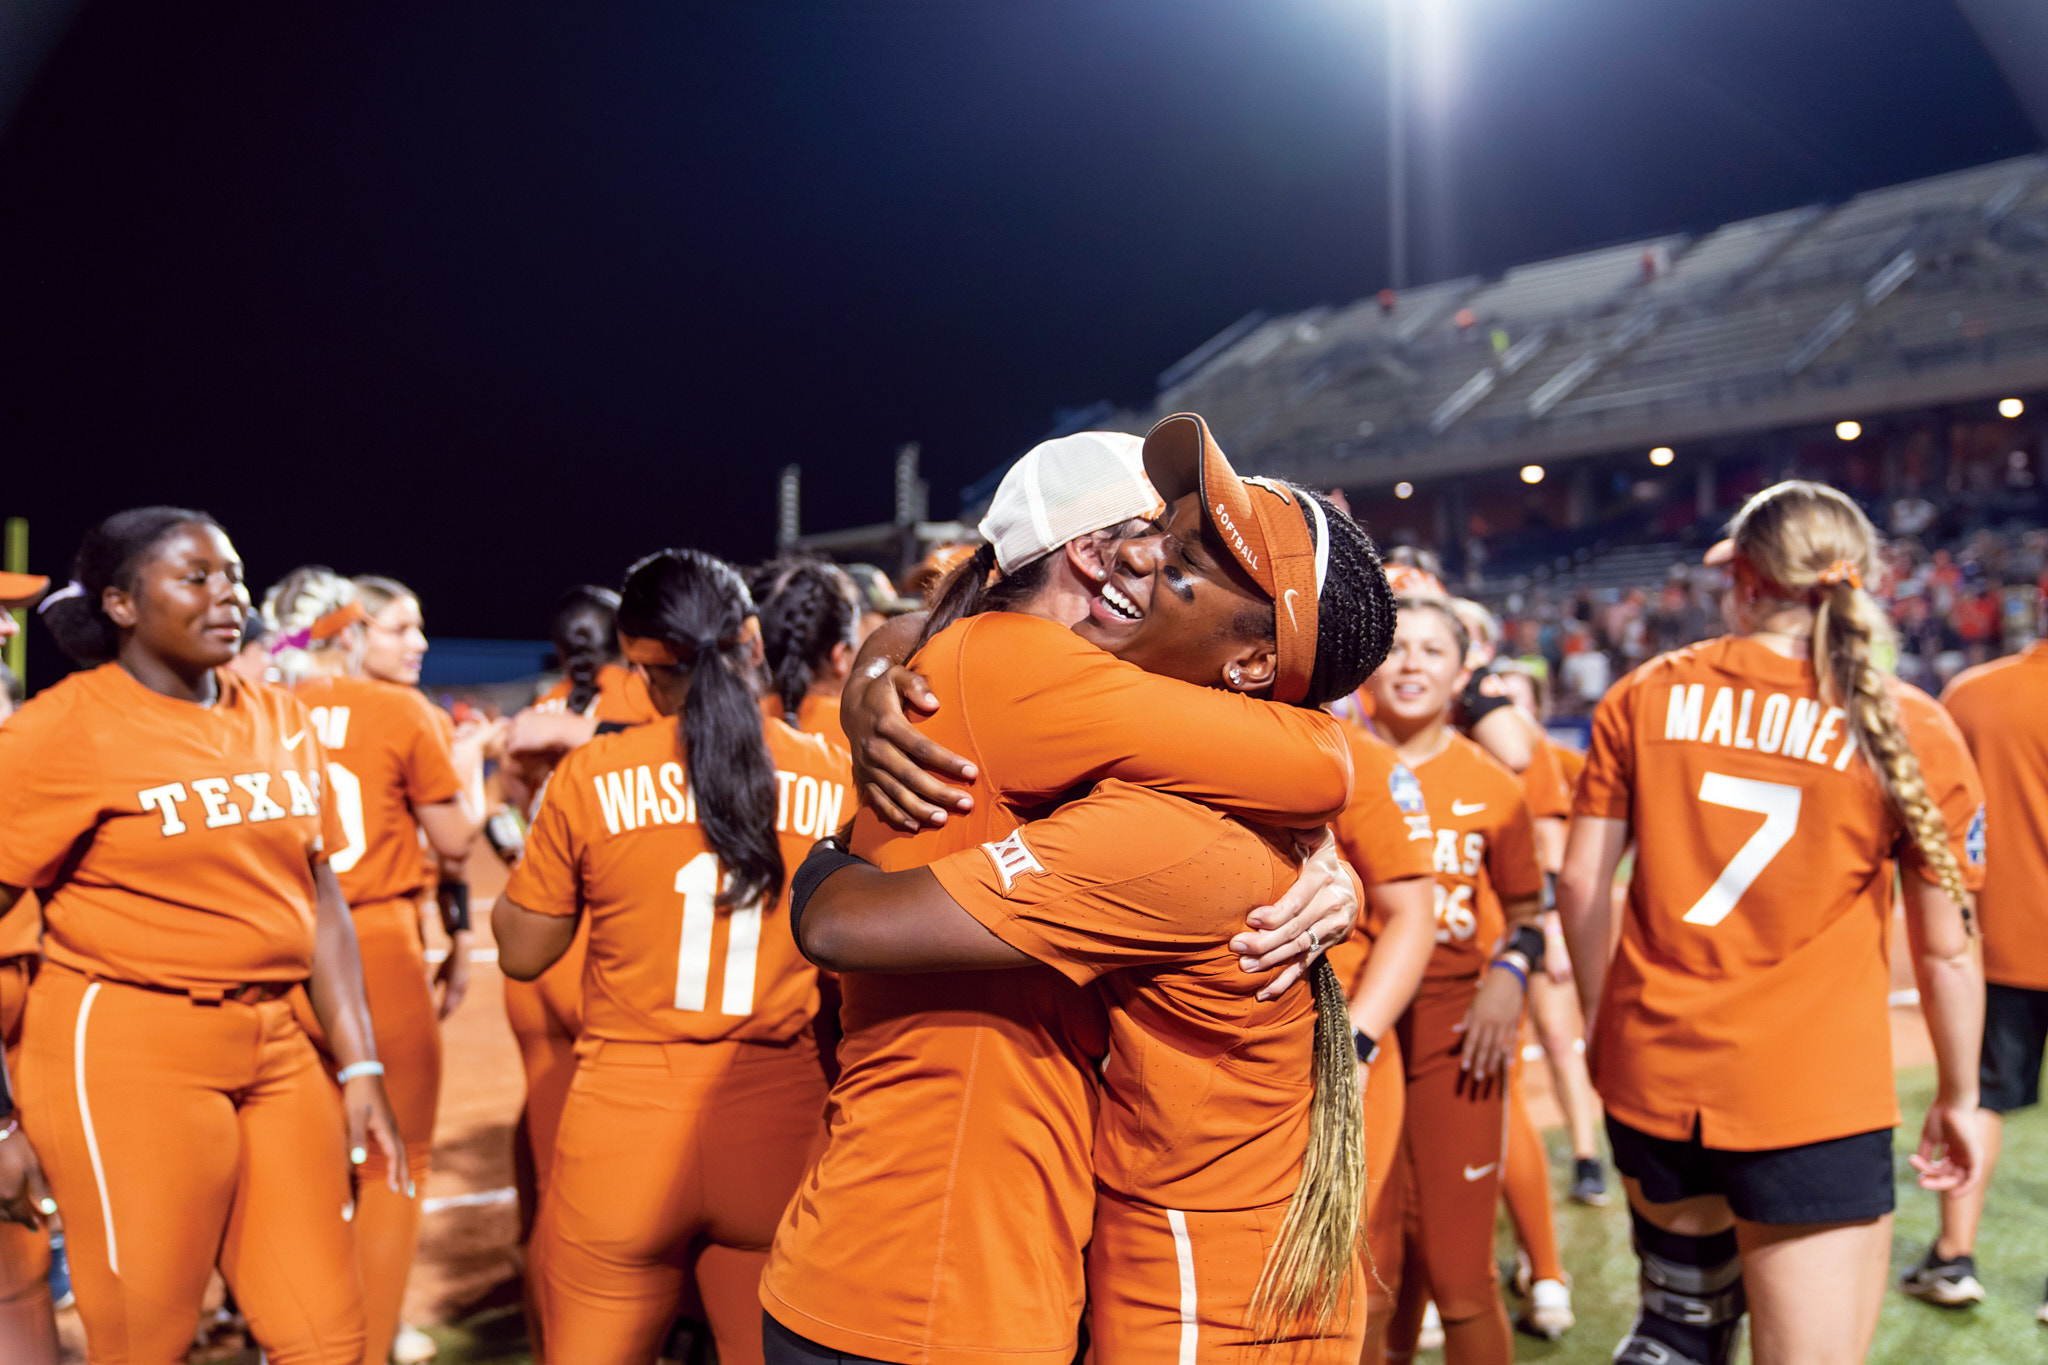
[[0, 0, 2037, 657]]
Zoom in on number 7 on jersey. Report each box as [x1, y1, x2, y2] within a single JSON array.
[[1683, 774, 1802, 927]]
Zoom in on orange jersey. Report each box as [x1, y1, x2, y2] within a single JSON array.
[[1943, 644, 2048, 989], [1550, 739, 1586, 797], [757, 692, 849, 752], [503, 714, 849, 1045], [1519, 726, 1571, 820], [1326, 722, 1437, 994], [0, 892, 40, 960], [1577, 635, 1985, 1148], [933, 780, 1311, 1210], [536, 662, 659, 725], [1381, 734, 1543, 981], [764, 611, 1354, 1365], [291, 674, 462, 909], [0, 663, 344, 989]]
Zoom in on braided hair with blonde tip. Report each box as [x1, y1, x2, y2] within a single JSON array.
[[1725, 480, 1972, 917]]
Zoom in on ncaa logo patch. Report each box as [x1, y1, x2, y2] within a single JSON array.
[[1967, 805, 1987, 868], [1389, 765, 1425, 816]]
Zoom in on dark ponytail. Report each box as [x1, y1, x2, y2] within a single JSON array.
[[550, 585, 622, 714], [42, 506, 222, 666], [913, 542, 1055, 654], [616, 550, 783, 909], [749, 558, 860, 720], [1294, 486, 1396, 708]]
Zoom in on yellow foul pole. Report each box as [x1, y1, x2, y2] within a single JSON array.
[[4, 517, 26, 681]]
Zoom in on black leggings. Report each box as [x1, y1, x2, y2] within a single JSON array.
[[762, 1312, 902, 1365]]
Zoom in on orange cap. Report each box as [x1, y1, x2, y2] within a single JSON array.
[[1142, 413, 1328, 705], [0, 572, 49, 607]]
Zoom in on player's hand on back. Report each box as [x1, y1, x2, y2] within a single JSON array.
[[843, 658, 976, 832], [1233, 827, 1358, 1002]]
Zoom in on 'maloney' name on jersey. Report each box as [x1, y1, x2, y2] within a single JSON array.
[[1664, 684, 1857, 771], [591, 762, 846, 840]]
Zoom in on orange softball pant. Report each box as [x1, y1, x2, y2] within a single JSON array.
[[297, 897, 442, 1365], [1085, 1189, 1367, 1364], [1358, 1031, 1404, 1329], [505, 917, 585, 1244], [1365, 979, 1511, 1365], [0, 953, 57, 1365], [19, 964, 363, 1365], [534, 1032, 826, 1365], [1499, 1053, 1563, 1285]]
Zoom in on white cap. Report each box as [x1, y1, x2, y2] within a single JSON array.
[[977, 431, 1164, 575]]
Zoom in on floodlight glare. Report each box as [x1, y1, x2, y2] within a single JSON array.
[[1649, 446, 1675, 466], [1835, 420, 1862, 441], [1520, 465, 1544, 484], [1394, 481, 1414, 499], [1999, 398, 2024, 418]]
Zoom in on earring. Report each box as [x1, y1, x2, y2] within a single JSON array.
[[1227, 665, 1244, 686]]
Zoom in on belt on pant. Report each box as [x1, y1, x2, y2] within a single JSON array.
[[45, 960, 300, 1006]]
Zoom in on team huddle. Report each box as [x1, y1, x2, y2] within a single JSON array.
[[0, 410, 2030, 1365]]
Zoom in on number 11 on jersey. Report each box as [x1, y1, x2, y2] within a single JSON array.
[[675, 851, 764, 1014]]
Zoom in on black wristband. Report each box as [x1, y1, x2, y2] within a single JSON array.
[[438, 880, 472, 935], [1508, 921, 1546, 972], [1354, 1029, 1380, 1065], [790, 839, 869, 958]]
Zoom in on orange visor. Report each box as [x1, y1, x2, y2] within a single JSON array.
[[1142, 412, 1328, 705], [0, 572, 49, 608], [309, 601, 368, 640]]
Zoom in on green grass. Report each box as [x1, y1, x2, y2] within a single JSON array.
[[411, 1066, 2048, 1364], [1502, 1066, 2048, 1363]]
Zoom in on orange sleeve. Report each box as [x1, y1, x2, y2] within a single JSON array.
[[1573, 672, 1639, 821], [502, 752, 586, 918], [1520, 734, 1571, 820], [314, 749, 347, 865], [1330, 732, 1435, 885], [1896, 685, 1988, 892], [928, 781, 1279, 987], [960, 621, 1353, 827], [1488, 794, 1545, 903], [0, 690, 103, 889], [401, 693, 464, 808]]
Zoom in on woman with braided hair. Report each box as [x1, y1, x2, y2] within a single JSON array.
[[1558, 479, 1988, 1365], [748, 557, 862, 746]]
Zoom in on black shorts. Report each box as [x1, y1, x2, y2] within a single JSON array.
[[1606, 1115, 1895, 1225], [762, 1313, 902, 1365], [1982, 982, 2048, 1114]]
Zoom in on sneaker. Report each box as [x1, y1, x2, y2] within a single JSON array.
[[1899, 1246, 1985, 1307], [1569, 1156, 1609, 1206], [390, 1323, 438, 1364], [46, 1230, 73, 1312], [1418, 1300, 1444, 1351], [1517, 1278, 1575, 1340], [2035, 1276, 2047, 1325]]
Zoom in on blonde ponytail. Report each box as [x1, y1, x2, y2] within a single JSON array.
[[1725, 481, 1971, 916], [262, 565, 361, 684], [1248, 957, 1364, 1340]]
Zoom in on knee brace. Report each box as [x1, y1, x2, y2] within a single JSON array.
[[1614, 1210, 1745, 1365]]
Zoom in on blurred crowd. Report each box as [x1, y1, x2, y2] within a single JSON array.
[[1487, 523, 2048, 717]]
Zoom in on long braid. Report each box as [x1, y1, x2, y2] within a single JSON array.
[[1248, 956, 1364, 1338], [1729, 479, 1972, 918], [1816, 581, 1972, 913], [754, 559, 859, 721]]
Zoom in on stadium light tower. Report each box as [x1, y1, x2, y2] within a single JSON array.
[[1386, 0, 1408, 289]]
